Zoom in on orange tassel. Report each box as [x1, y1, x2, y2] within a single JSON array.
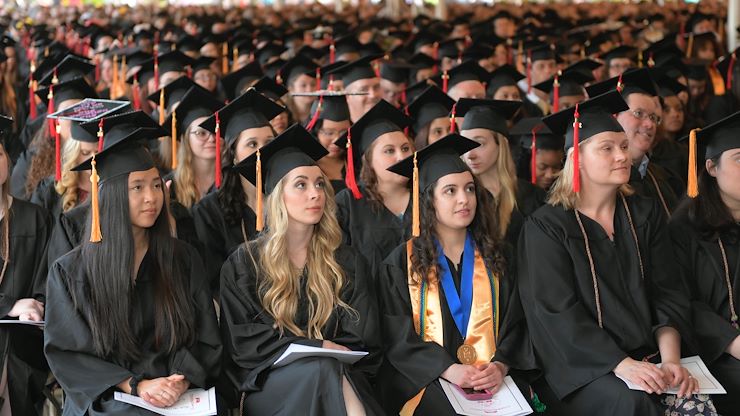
[[28, 76, 37, 119], [222, 43, 229, 74], [255, 150, 264, 231], [726, 53, 736, 90], [572, 104, 581, 193], [638, 50, 643, 68], [233, 47, 239, 72], [708, 63, 726, 96], [89, 155, 102, 242], [112, 55, 119, 98], [171, 111, 177, 169], [411, 152, 420, 237], [159, 88, 165, 125], [215, 113, 222, 188], [686, 33, 694, 59], [344, 129, 362, 199], [687, 128, 699, 198], [97, 119, 104, 152]]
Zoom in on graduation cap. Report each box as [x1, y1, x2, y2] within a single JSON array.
[[685, 61, 710, 81], [277, 55, 319, 87], [264, 58, 286, 79], [221, 61, 263, 101], [649, 68, 687, 98], [380, 61, 413, 84], [487, 64, 525, 97], [177, 36, 203, 54], [599, 45, 638, 62], [199, 88, 284, 147], [716, 53, 738, 91], [541, 90, 629, 192], [49, 98, 131, 145], [72, 123, 168, 243], [684, 111, 740, 198], [405, 78, 438, 104], [409, 52, 439, 69], [333, 35, 363, 58], [0, 115, 11, 135], [155, 50, 196, 76], [585, 68, 657, 98], [510, 117, 565, 185], [527, 43, 560, 63], [147, 75, 201, 125], [436, 38, 462, 59], [334, 100, 412, 198], [318, 61, 348, 89], [252, 76, 288, 101], [233, 124, 328, 231], [456, 98, 522, 137], [192, 56, 216, 73], [406, 85, 454, 134], [305, 93, 350, 131], [387, 133, 479, 236], [533, 69, 593, 112], [326, 54, 382, 88], [161, 87, 223, 169], [79, 110, 162, 150], [37, 55, 96, 86], [435, 60, 489, 94], [254, 42, 287, 66]]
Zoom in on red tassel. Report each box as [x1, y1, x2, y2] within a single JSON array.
[[97, 119, 104, 152], [47, 85, 55, 135], [530, 125, 543, 185], [330, 41, 336, 64], [526, 50, 532, 94], [552, 74, 560, 113], [132, 75, 141, 110], [344, 129, 362, 199], [215, 112, 222, 188], [572, 104, 581, 193], [54, 120, 61, 181], [616, 73, 624, 93], [401, 89, 408, 107], [506, 42, 513, 65], [276, 70, 283, 85], [94, 55, 101, 83], [373, 61, 380, 78], [457, 49, 463, 66], [28, 76, 37, 119], [315, 67, 321, 91], [432, 42, 439, 74], [187, 66, 193, 79], [449, 102, 457, 133], [727, 53, 736, 90], [442, 70, 449, 93], [306, 95, 323, 131]]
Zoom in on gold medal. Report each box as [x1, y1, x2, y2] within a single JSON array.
[[457, 344, 477, 365]]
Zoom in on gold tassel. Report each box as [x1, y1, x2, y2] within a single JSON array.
[[687, 128, 700, 198], [637, 50, 643, 68], [111, 54, 119, 98], [255, 150, 264, 231], [222, 43, 229, 74], [119, 55, 128, 98], [89, 156, 102, 242], [686, 33, 694, 59], [159, 88, 165, 125], [412, 152, 420, 237], [233, 47, 239, 72], [171, 111, 177, 169]]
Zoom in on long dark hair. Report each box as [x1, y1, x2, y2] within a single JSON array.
[[685, 157, 738, 240], [78, 173, 195, 361], [410, 173, 507, 283], [217, 144, 247, 227]]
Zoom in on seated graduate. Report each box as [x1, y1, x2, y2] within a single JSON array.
[[334, 100, 415, 274], [405, 85, 454, 148], [519, 91, 714, 415], [192, 88, 285, 291], [669, 112, 740, 414], [510, 117, 565, 192], [377, 134, 537, 415], [219, 125, 382, 415], [0, 115, 52, 415], [304, 93, 351, 194], [44, 127, 222, 415], [43, 111, 169, 265]]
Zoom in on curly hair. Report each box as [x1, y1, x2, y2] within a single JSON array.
[[409, 174, 508, 285], [25, 121, 54, 199], [54, 138, 85, 212]]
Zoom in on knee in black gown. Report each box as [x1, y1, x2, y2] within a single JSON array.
[[708, 354, 740, 415]]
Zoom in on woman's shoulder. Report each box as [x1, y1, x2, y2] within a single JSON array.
[[11, 198, 51, 233], [192, 191, 220, 213]]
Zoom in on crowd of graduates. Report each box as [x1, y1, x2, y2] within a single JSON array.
[[0, 0, 737, 415]]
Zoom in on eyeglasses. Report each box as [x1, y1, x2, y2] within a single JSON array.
[[629, 109, 662, 125], [189, 129, 214, 140], [318, 128, 347, 138]]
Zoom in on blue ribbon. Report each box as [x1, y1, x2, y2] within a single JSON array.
[[435, 232, 475, 339]]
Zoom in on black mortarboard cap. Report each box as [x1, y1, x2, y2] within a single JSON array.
[[436, 60, 489, 91], [457, 98, 521, 137], [156, 50, 196, 75], [36, 77, 98, 106], [326, 54, 382, 87], [510, 117, 565, 151], [252, 76, 288, 101], [406, 85, 454, 133], [146, 75, 200, 109], [599, 45, 638, 62], [533, 69, 593, 96], [199, 88, 284, 147], [334, 99, 411, 156], [254, 42, 287, 66], [278, 55, 319, 86], [487, 64, 525, 96], [50, 99, 131, 144], [380, 61, 412, 84], [307, 93, 350, 123], [221, 61, 263, 100], [38, 55, 96, 86], [192, 56, 216, 72], [162, 87, 224, 140], [585, 67, 657, 98]]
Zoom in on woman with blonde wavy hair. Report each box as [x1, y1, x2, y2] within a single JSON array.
[[220, 125, 382, 415], [458, 98, 546, 245], [518, 91, 716, 415]]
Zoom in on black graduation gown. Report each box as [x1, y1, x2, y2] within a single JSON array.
[[628, 164, 682, 219], [377, 240, 537, 415], [44, 241, 222, 416], [331, 179, 347, 195], [10, 148, 33, 199], [650, 139, 688, 190], [335, 185, 411, 277], [161, 174, 201, 253], [488, 178, 546, 248], [0, 199, 51, 415], [46, 203, 88, 265], [518, 194, 691, 413], [30, 176, 63, 220], [669, 206, 740, 414], [191, 192, 257, 294], [219, 242, 383, 415]]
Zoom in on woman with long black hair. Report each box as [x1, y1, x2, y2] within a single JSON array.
[[220, 125, 382, 415], [44, 123, 222, 415], [377, 134, 537, 415], [669, 112, 740, 415]]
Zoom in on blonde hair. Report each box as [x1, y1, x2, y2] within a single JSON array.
[[254, 172, 355, 339], [548, 145, 634, 210], [490, 132, 518, 239], [173, 126, 203, 209], [54, 139, 84, 212]]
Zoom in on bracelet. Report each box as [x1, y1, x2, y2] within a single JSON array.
[[129, 375, 143, 397]]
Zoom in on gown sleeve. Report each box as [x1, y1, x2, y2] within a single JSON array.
[[169, 244, 222, 388], [334, 189, 352, 246], [517, 215, 627, 399], [378, 246, 455, 394], [192, 197, 227, 292], [219, 246, 322, 392], [43, 260, 134, 414]]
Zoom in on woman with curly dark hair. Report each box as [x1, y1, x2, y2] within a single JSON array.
[[377, 134, 536, 415], [192, 88, 284, 293]]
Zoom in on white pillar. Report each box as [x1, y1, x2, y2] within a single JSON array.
[[435, 0, 446, 21], [729, 0, 739, 52]]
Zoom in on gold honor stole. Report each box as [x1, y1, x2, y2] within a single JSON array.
[[400, 240, 499, 416]]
